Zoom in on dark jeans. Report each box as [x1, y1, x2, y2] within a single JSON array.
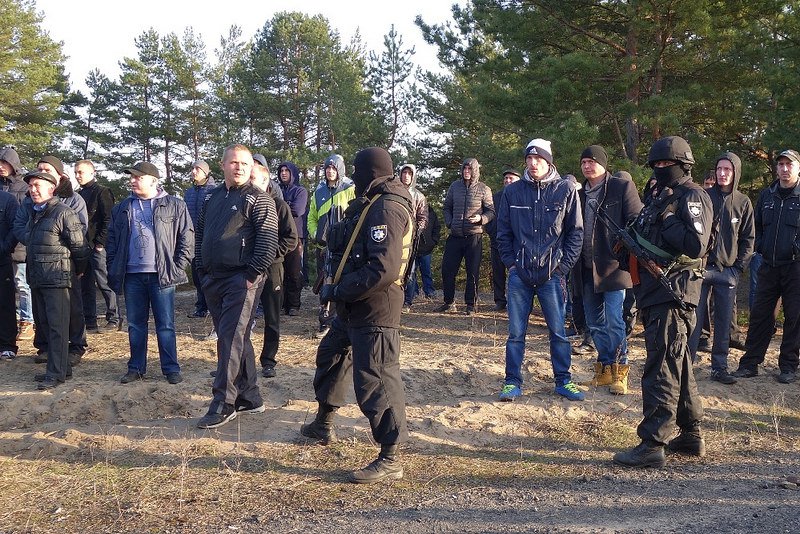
[[312, 317, 408, 445], [405, 254, 435, 304], [441, 234, 482, 306], [637, 303, 703, 446], [0, 262, 17, 353], [32, 286, 71, 381], [260, 262, 283, 369], [190, 258, 208, 315], [689, 269, 737, 372], [739, 262, 800, 374], [124, 272, 179, 376], [282, 241, 303, 312], [489, 240, 507, 306], [81, 247, 119, 326], [204, 272, 264, 411]]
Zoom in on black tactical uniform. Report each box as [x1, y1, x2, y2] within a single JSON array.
[[613, 136, 712, 468], [302, 147, 413, 484]]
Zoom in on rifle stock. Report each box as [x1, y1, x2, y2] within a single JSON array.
[[589, 200, 689, 311]]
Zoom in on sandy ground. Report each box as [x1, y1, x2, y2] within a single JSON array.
[[0, 288, 798, 532]]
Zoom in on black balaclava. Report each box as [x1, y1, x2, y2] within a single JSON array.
[[352, 147, 394, 196]]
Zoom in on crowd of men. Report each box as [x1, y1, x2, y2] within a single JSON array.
[[0, 133, 798, 480]]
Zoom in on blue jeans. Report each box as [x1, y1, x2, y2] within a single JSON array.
[[405, 254, 436, 304], [13, 262, 33, 322], [582, 280, 627, 365], [124, 272, 179, 375], [505, 269, 573, 387]]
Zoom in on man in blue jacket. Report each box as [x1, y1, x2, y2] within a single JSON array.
[[185, 160, 215, 318], [106, 162, 194, 385], [276, 161, 308, 316], [496, 138, 584, 401]]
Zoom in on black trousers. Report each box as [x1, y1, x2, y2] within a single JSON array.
[[313, 317, 408, 445], [80, 247, 119, 326], [204, 272, 264, 411], [260, 262, 283, 369], [739, 262, 800, 374], [0, 262, 18, 353], [637, 303, 703, 446], [441, 234, 482, 306], [32, 286, 71, 381], [489, 239, 506, 306], [34, 273, 86, 357], [282, 241, 303, 312], [316, 247, 335, 328], [190, 258, 208, 315]]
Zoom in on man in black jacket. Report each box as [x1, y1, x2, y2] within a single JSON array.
[[19, 170, 89, 389], [688, 152, 754, 384], [438, 158, 494, 314], [75, 160, 119, 332], [613, 136, 712, 468], [252, 154, 298, 378], [0, 190, 19, 360], [195, 144, 279, 429], [302, 147, 413, 484], [575, 146, 642, 395], [486, 169, 520, 311], [733, 149, 800, 384]]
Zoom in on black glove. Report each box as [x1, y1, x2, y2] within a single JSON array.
[[320, 283, 337, 304]]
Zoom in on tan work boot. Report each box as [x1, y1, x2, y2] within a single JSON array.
[[583, 362, 613, 386], [17, 321, 34, 341], [610, 363, 630, 395]]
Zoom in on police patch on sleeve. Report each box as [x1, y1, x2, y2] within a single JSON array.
[[370, 225, 388, 242], [687, 201, 702, 218]]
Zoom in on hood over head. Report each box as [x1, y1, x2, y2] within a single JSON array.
[[399, 163, 417, 188], [352, 147, 394, 196], [323, 154, 346, 185], [714, 151, 742, 192], [0, 146, 22, 175], [277, 161, 300, 186], [461, 158, 480, 182]]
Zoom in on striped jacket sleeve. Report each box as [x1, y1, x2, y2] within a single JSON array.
[[246, 191, 279, 280]]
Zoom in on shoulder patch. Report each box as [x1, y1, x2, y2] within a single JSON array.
[[370, 225, 387, 242], [687, 201, 702, 218]]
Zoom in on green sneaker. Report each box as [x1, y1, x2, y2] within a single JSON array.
[[554, 381, 585, 401], [499, 384, 522, 401]]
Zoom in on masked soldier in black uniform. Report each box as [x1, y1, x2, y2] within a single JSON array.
[[613, 136, 712, 468], [301, 147, 414, 484]]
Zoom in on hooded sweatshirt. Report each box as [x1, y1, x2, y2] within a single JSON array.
[[277, 161, 308, 238], [0, 147, 29, 262], [707, 151, 755, 273], [443, 158, 494, 237], [399, 163, 428, 234]]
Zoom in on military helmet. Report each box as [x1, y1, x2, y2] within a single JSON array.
[[647, 136, 695, 168]]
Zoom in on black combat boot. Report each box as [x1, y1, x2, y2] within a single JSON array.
[[300, 402, 337, 444], [348, 444, 404, 484], [613, 442, 666, 468], [667, 429, 706, 457]]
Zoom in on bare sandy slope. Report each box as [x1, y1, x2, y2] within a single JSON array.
[[0, 289, 797, 532]]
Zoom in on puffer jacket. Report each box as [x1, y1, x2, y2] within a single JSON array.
[[14, 178, 88, 250], [497, 167, 583, 287], [707, 151, 755, 274], [22, 197, 89, 288], [277, 161, 309, 239], [0, 147, 29, 262], [443, 158, 494, 237], [106, 190, 194, 293], [307, 155, 355, 244]]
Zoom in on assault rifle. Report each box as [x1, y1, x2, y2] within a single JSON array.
[[587, 199, 689, 311]]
